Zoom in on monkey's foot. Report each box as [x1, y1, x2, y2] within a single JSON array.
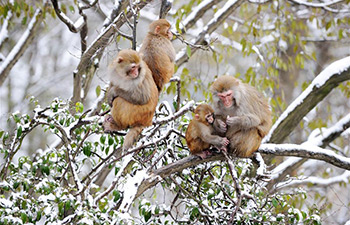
[[103, 115, 120, 133], [195, 150, 212, 159]]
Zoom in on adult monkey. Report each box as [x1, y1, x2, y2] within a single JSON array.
[[210, 75, 272, 157], [103, 49, 158, 150], [139, 19, 175, 92]]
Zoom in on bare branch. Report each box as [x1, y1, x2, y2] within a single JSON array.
[[51, 0, 85, 33]]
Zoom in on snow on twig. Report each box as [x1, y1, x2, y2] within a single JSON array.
[[275, 170, 350, 191]]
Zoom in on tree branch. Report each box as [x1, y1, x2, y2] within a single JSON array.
[[0, 7, 45, 86], [175, 0, 244, 67], [259, 143, 350, 170], [264, 56, 350, 144]]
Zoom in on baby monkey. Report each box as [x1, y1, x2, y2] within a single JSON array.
[[185, 104, 229, 159]]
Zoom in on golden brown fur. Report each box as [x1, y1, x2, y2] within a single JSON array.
[[210, 75, 272, 157], [103, 50, 158, 149], [185, 104, 229, 159], [139, 19, 176, 92]]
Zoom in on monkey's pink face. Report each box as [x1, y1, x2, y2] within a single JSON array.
[[127, 63, 140, 79], [218, 90, 233, 108]]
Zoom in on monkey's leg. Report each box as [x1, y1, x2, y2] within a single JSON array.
[[123, 126, 144, 150]]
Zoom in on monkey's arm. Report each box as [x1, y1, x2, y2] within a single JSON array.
[[107, 85, 150, 106], [197, 123, 228, 147], [226, 114, 260, 129], [212, 115, 227, 136]]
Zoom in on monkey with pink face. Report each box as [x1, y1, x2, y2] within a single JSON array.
[[210, 75, 272, 158]]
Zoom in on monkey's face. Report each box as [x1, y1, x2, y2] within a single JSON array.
[[217, 90, 234, 108], [205, 113, 214, 124], [126, 63, 141, 79]]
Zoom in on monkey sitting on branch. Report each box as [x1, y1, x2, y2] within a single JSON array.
[[139, 19, 176, 92], [185, 104, 230, 159], [210, 75, 272, 158], [103, 49, 158, 150]]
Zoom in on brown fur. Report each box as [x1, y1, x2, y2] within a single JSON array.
[[210, 75, 272, 157], [103, 50, 158, 149], [139, 19, 176, 92], [185, 104, 229, 158]]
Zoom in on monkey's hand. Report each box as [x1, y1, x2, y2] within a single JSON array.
[[215, 119, 227, 133], [226, 116, 240, 127], [222, 137, 229, 146]]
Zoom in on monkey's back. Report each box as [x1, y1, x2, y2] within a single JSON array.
[[111, 82, 158, 129], [140, 35, 175, 91], [185, 122, 210, 155]]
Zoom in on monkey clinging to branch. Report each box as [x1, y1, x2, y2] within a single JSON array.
[[186, 104, 230, 159], [140, 19, 175, 92], [210, 75, 272, 158], [103, 49, 158, 150]]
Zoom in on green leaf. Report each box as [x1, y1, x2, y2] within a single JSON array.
[[17, 126, 23, 137], [75, 102, 84, 113], [69, 5, 75, 13], [21, 212, 28, 223], [186, 46, 191, 58], [96, 85, 101, 97], [272, 198, 278, 207], [108, 136, 114, 146], [100, 135, 106, 144]]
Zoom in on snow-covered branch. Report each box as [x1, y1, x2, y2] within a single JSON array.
[[0, 11, 12, 49], [0, 8, 45, 86], [72, 0, 153, 104], [259, 143, 350, 170], [264, 56, 350, 144], [275, 170, 350, 191], [176, 0, 244, 66], [179, 0, 220, 33]]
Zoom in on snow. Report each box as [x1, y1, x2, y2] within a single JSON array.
[[119, 169, 150, 213], [0, 11, 12, 45], [264, 56, 350, 143], [181, 0, 213, 29], [307, 113, 350, 146]]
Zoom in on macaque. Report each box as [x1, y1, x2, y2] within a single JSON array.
[[210, 75, 272, 158], [139, 19, 176, 92], [103, 49, 158, 150], [185, 104, 230, 159]]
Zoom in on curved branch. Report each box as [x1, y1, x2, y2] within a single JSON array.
[[259, 143, 350, 170], [265, 56, 350, 144], [0, 8, 45, 86]]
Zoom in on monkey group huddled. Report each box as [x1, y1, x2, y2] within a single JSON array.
[[103, 19, 272, 157]]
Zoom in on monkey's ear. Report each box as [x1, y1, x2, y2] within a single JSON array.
[[117, 57, 124, 63], [194, 114, 200, 120], [154, 25, 161, 34]]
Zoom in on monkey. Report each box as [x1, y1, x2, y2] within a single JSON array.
[[103, 49, 158, 150], [185, 104, 230, 159], [210, 75, 272, 158], [139, 19, 176, 92]]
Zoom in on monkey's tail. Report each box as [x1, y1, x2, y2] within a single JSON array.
[[123, 126, 144, 150]]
